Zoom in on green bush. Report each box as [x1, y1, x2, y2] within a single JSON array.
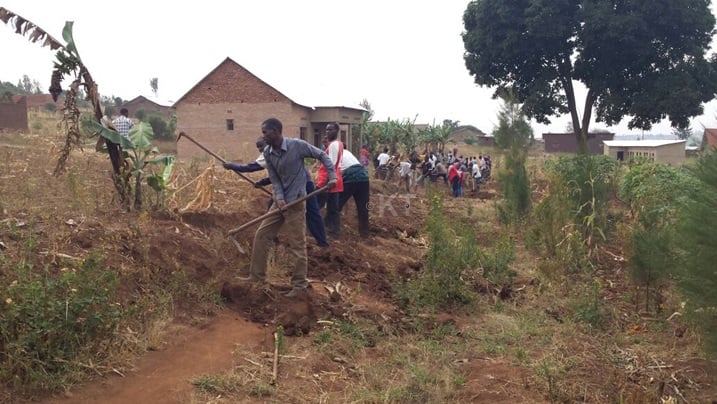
[[134, 108, 146, 121], [147, 114, 173, 141], [675, 150, 717, 359], [571, 280, 606, 329], [526, 168, 591, 275], [544, 154, 618, 251], [496, 151, 531, 224], [619, 161, 695, 312], [396, 194, 478, 312], [478, 233, 516, 285], [0, 254, 122, 393]]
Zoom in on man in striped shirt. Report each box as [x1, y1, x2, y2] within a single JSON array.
[[112, 108, 134, 139]]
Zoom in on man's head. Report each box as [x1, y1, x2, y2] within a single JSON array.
[[261, 118, 283, 147], [120, 108, 129, 117], [325, 122, 340, 141]]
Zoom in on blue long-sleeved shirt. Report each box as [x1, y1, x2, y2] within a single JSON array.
[[263, 137, 335, 203]]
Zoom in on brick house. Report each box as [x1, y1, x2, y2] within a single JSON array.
[[603, 139, 686, 166], [122, 95, 173, 120], [173, 57, 365, 161], [11, 94, 63, 112], [702, 128, 717, 150], [543, 132, 614, 154], [0, 96, 28, 132], [450, 126, 493, 146]]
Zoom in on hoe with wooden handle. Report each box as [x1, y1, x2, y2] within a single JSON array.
[[227, 185, 330, 236], [177, 131, 272, 196]]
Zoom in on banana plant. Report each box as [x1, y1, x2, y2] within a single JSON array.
[[1, 8, 128, 201], [89, 120, 175, 211]]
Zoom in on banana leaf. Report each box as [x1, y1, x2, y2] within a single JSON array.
[[88, 120, 135, 150]]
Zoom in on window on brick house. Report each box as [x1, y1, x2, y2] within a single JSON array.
[[226, 119, 234, 131], [300, 127, 307, 140]]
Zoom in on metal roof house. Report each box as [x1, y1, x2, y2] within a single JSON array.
[[603, 139, 686, 166]]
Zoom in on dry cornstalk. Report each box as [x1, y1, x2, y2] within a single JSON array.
[[271, 331, 279, 385]]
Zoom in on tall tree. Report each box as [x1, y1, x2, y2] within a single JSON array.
[[493, 94, 532, 222], [462, 0, 717, 154], [149, 77, 158, 98], [671, 126, 693, 140], [21, 74, 32, 93]]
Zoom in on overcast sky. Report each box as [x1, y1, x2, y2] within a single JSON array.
[[2, 0, 717, 136]]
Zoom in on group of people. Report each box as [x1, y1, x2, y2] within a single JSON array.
[[223, 119, 370, 297], [371, 147, 492, 197]]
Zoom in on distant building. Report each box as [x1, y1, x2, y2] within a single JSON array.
[[11, 94, 63, 112], [0, 96, 28, 132], [702, 128, 717, 150], [603, 139, 686, 166], [122, 95, 173, 120], [173, 57, 365, 160], [543, 132, 614, 154], [450, 126, 493, 146]]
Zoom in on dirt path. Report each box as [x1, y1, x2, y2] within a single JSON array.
[[42, 310, 269, 404]]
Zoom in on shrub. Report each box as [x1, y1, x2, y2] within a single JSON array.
[[396, 194, 478, 312], [134, 108, 146, 121], [675, 150, 717, 359], [0, 254, 122, 393], [147, 114, 172, 141], [526, 169, 591, 275], [544, 154, 618, 253], [619, 161, 696, 312]]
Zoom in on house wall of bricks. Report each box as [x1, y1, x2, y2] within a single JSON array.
[[123, 97, 173, 120], [543, 132, 614, 154], [0, 98, 28, 132], [174, 58, 362, 161], [604, 142, 686, 166], [654, 142, 686, 166], [176, 101, 312, 162]]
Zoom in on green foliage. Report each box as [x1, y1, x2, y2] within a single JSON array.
[[547, 155, 618, 250], [526, 156, 614, 275], [90, 120, 176, 211], [147, 114, 172, 141], [619, 161, 697, 311], [43, 102, 56, 112], [497, 153, 531, 224], [619, 162, 695, 229], [134, 108, 146, 121], [0, 80, 24, 98], [492, 94, 533, 151], [477, 233, 516, 285], [462, 0, 717, 146], [675, 150, 717, 359], [396, 194, 478, 312], [571, 280, 606, 329], [493, 95, 532, 224], [420, 119, 458, 153], [0, 255, 122, 393]]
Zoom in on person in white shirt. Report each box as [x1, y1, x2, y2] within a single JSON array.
[[377, 148, 391, 167], [398, 161, 412, 193], [376, 147, 391, 180], [337, 147, 371, 238]]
